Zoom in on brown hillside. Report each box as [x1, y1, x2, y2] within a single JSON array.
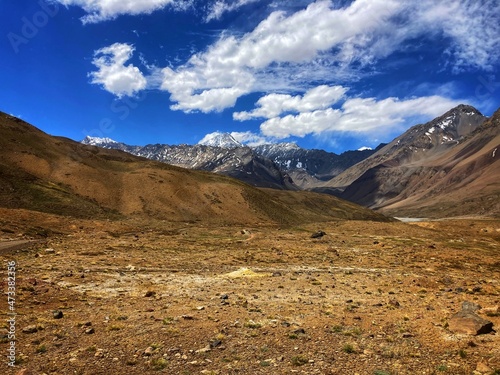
[[0, 112, 390, 225], [340, 107, 500, 218]]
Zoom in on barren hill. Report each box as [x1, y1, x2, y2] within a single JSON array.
[[325, 105, 500, 217], [0, 112, 389, 225]]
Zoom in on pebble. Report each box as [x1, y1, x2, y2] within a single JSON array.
[[53, 310, 64, 319], [22, 325, 38, 334]]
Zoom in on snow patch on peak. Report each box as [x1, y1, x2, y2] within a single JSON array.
[[357, 146, 372, 151], [198, 132, 243, 149], [82, 136, 118, 145]]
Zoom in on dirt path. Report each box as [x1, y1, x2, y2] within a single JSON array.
[[0, 239, 37, 254]]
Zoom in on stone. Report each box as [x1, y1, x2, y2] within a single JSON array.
[[22, 325, 38, 334], [311, 230, 326, 239], [210, 340, 222, 348], [449, 310, 493, 335], [195, 345, 211, 353], [462, 301, 481, 312], [143, 347, 154, 356], [84, 327, 95, 334], [144, 290, 156, 298], [475, 362, 492, 373], [53, 310, 63, 319]]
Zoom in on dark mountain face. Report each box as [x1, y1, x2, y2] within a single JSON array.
[[328, 104, 500, 217], [253, 143, 382, 188], [81, 138, 296, 190]]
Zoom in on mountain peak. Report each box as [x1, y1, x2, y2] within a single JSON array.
[[198, 132, 243, 148], [82, 136, 118, 145]]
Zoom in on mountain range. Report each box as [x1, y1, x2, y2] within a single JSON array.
[[82, 104, 500, 218], [82, 133, 381, 190], [0, 111, 389, 225]]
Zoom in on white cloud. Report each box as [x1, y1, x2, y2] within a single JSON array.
[[89, 43, 147, 98], [234, 85, 347, 120], [54, 0, 192, 23], [205, 0, 261, 22], [417, 0, 500, 73], [260, 95, 461, 138], [157, 0, 499, 113], [230, 131, 271, 147]]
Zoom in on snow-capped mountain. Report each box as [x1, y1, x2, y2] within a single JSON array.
[[81, 138, 295, 190], [82, 136, 118, 146], [82, 133, 380, 190], [198, 132, 243, 148], [325, 104, 492, 214], [253, 142, 381, 188]]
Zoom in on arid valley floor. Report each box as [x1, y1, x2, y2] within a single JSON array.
[[1, 209, 499, 375]]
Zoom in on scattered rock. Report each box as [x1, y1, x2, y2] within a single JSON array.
[[210, 340, 222, 348], [462, 301, 481, 312], [143, 347, 154, 356], [53, 310, 64, 319], [22, 325, 38, 334], [475, 362, 492, 373], [84, 328, 95, 334], [220, 294, 229, 300], [182, 315, 194, 320], [292, 328, 306, 335], [44, 248, 56, 254], [388, 299, 400, 308], [144, 290, 156, 298], [195, 345, 211, 353], [311, 231, 326, 239], [449, 304, 494, 335]]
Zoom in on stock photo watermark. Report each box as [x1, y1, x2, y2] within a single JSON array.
[[7, 0, 60, 54], [475, 75, 500, 101], [81, 91, 148, 139], [6, 261, 17, 367]]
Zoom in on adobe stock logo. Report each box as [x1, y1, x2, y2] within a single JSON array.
[[7, 0, 60, 54]]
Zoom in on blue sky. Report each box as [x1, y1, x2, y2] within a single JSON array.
[[1, 0, 499, 153]]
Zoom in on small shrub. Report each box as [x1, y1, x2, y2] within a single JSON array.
[[151, 357, 168, 371], [291, 355, 308, 366], [437, 364, 448, 371], [343, 344, 355, 354]]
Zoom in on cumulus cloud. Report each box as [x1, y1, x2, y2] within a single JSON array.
[[259, 95, 461, 138], [157, 0, 499, 113], [89, 43, 147, 98], [54, 0, 192, 23], [234, 85, 347, 120]]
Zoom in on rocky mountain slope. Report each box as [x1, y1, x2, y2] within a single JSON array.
[[0, 111, 390, 224], [82, 136, 296, 190], [254, 143, 382, 188], [326, 104, 500, 217], [83, 134, 379, 190]]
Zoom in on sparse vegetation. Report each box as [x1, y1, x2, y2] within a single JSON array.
[[291, 355, 309, 366]]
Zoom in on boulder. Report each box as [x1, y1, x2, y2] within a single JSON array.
[[449, 306, 494, 335]]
